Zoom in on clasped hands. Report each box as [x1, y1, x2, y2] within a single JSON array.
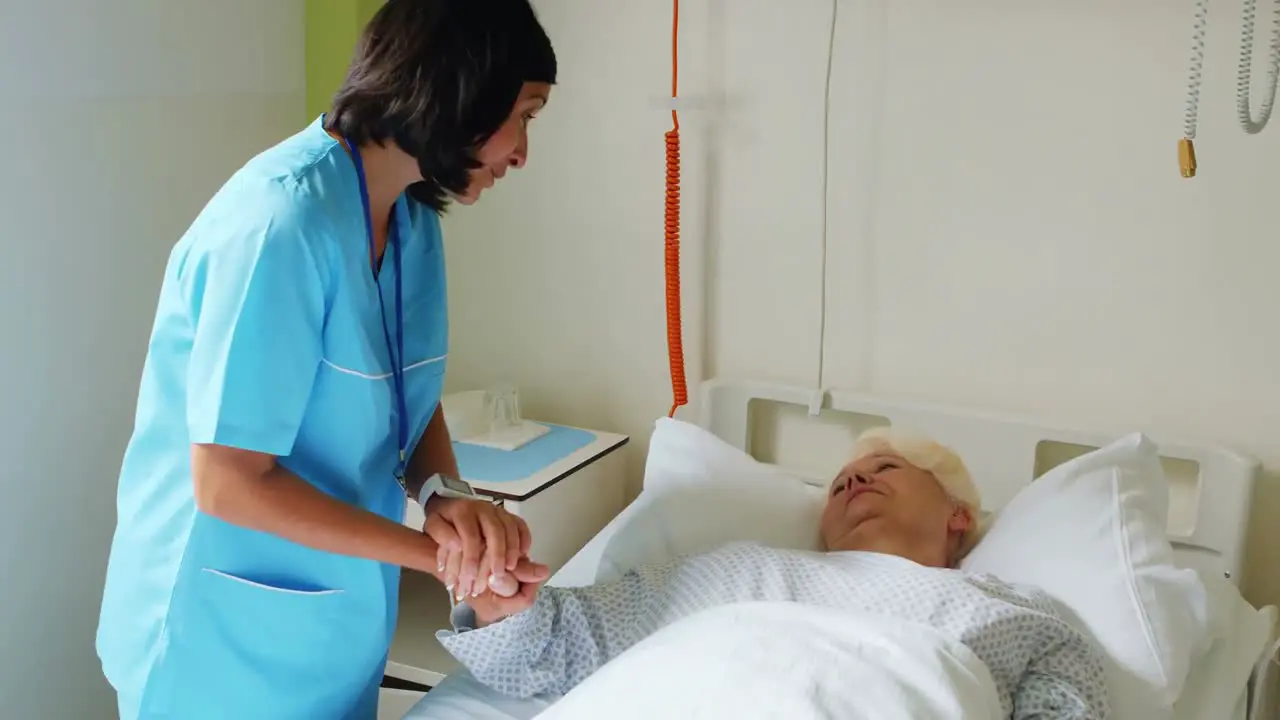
[[423, 496, 548, 623]]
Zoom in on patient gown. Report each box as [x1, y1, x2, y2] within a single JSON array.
[[438, 542, 1109, 719]]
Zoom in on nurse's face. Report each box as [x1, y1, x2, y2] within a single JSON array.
[[454, 82, 552, 205]]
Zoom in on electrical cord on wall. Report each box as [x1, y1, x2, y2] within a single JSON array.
[[812, 0, 839, 414], [1180, 0, 1280, 177], [665, 0, 687, 418], [1180, 0, 1210, 176]]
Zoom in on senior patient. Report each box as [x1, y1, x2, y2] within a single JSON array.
[[438, 428, 1110, 719]]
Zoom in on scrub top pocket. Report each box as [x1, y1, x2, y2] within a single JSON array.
[[308, 356, 396, 462], [142, 567, 385, 719]]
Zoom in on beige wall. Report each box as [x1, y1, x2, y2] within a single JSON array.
[[0, 1, 306, 715]]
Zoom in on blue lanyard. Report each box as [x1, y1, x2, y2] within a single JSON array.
[[346, 137, 409, 484]]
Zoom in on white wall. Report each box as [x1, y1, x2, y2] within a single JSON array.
[[443, 0, 1280, 611], [0, 1, 305, 715]]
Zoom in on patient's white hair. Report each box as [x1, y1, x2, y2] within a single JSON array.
[[851, 426, 985, 560]]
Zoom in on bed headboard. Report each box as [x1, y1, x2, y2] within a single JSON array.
[[698, 378, 1260, 585]]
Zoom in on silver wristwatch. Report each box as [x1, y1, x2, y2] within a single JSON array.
[[417, 472, 477, 509]]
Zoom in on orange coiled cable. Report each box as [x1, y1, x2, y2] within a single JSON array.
[[664, 0, 687, 418]]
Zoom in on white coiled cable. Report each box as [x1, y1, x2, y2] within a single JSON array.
[[1184, 0, 1211, 142], [1181, 0, 1280, 176], [1235, 0, 1280, 133]]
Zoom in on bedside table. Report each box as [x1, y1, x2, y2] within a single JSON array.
[[385, 423, 629, 687]]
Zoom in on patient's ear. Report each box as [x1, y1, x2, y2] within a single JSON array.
[[946, 504, 972, 534]]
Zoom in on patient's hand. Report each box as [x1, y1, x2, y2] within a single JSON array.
[[468, 558, 549, 627], [425, 499, 531, 601]]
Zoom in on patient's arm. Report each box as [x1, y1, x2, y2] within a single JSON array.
[[1011, 632, 1110, 720], [436, 556, 698, 699], [435, 540, 788, 699]]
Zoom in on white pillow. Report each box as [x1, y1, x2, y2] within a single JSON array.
[[640, 417, 783, 492], [961, 432, 1211, 718], [594, 419, 825, 580]]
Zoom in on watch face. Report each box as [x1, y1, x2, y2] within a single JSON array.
[[441, 474, 472, 493]]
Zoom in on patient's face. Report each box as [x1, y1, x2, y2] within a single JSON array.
[[819, 452, 971, 565]]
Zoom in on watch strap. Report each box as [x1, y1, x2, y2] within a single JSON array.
[[418, 473, 476, 508]]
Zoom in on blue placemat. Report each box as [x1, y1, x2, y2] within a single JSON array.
[[454, 424, 596, 483]]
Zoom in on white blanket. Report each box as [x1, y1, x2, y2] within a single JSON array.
[[534, 601, 1005, 720]]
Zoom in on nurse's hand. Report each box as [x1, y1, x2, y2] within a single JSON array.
[[424, 498, 532, 600], [467, 558, 550, 627]]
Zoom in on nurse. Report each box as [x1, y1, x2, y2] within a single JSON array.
[[96, 1, 556, 717]]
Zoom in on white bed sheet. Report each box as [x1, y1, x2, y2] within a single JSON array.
[[400, 497, 1264, 720], [401, 659, 1253, 720]]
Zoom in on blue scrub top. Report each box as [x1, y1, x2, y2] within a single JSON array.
[[97, 116, 448, 718]]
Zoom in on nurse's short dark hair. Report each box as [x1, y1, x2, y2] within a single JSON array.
[[325, 0, 557, 212]]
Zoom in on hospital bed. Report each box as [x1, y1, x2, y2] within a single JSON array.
[[399, 378, 1279, 720]]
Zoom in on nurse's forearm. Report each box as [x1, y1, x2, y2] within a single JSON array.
[[404, 402, 459, 500], [192, 443, 441, 577]]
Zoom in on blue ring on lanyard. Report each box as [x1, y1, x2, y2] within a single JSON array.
[[346, 136, 409, 485]]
